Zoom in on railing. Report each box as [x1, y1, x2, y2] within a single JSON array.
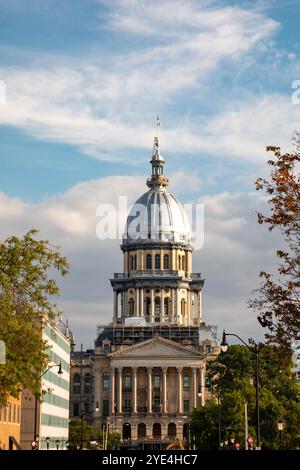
[[191, 273, 202, 280], [113, 270, 193, 279], [122, 406, 132, 415]]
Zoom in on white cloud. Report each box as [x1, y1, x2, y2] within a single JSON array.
[[0, 0, 284, 163], [0, 176, 281, 348]]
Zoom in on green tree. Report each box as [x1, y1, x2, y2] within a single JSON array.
[[0, 229, 68, 406], [68, 418, 94, 450], [68, 419, 121, 450], [190, 345, 300, 450]]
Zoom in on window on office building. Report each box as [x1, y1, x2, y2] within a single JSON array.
[[103, 372, 110, 390]]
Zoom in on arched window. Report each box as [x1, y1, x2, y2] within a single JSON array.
[[138, 423, 146, 439], [84, 373, 91, 394], [153, 423, 162, 438], [155, 254, 160, 270], [164, 297, 169, 316], [129, 299, 135, 315], [146, 297, 151, 317], [73, 373, 80, 394], [163, 254, 169, 270], [146, 254, 152, 270], [154, 298, 160, 321], [168, 423, 177, 437]]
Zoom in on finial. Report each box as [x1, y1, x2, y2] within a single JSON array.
[[156, 115, 160, 140], [146, 117, 169, 190]]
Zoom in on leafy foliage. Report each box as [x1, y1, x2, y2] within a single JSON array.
[[190, 345, 300, 450], [249, 143, 300, 349], [0, 229, 69, 406], [69, 418, 121, 450]]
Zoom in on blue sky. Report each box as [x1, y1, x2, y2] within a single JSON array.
[[0, 0, 299, 347]]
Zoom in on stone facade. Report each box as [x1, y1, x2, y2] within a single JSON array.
[[70, 135, 219, 448]]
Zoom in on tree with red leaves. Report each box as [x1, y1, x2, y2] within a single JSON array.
[[249, 139, 300, 350]]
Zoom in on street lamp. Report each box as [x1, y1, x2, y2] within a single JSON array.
[[277, 420, 284, 448], [221, 330, 261, 450], [33, 363, 63, 446], [46, 436, 50, 451]]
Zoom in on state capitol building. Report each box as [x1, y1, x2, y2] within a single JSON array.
[[70, 134, 219, 449]]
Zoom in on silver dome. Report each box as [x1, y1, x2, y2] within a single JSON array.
[[123, 188, 192, 246]]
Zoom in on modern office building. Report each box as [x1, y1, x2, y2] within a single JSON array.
[[20, 317, 73, 450]]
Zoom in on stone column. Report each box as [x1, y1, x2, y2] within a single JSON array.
[[132, 367, 138, 414], [170, 289, 174, 323], [117, 367, 123, 415], [192, 367, 197, 409], [177, 366, 183, 414], [162, 367, 168, 414], [191, 292, 194, 324], [150, 289, 155, 323], [135, 288, 140, 316], [197, 290, 201, 324], [123, 290, 127, 320], [199, 366, 205, 406], [110, 368, 116, 416], [140, 289, 144, 318], [121, 292, 124, 319], [175, 289, 180, 324], [187, 290, 191, 324], [113, 291, 118, 323], [160, 289, 164, 322], [147, 367, 152, 413]]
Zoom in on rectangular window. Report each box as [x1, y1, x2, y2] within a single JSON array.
[[184, 400, 190, 412], [153, 396, 161, 412], [3, 407, 7, 422], [183, 374, 190, 389], [8, 404, 11, 423], [123, 399, 131, 412], [13, 404, 16, 423], [103, 399, 109, 417], [103, 373, 110, 390], [17, 406, 20, 424], [124, 373, 131, 389], [73, 403, 80, 417], [154, 374, 160, 389]]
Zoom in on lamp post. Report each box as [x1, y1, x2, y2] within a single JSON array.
[[221, 330, 261, 450], [46, 436, 50, 451], [277, 420, 284, 449], [33, 363, 63, 448]]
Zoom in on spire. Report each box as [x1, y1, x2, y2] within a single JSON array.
[[147, 116, 169, 190]]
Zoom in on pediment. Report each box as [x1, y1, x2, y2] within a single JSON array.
[[108, 336, 202, 359]]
